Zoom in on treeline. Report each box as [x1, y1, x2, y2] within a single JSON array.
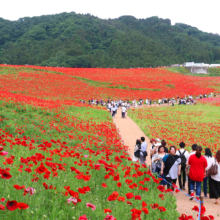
[[0, 12, 220, 68]]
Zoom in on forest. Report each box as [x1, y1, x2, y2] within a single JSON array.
[[0, 12, 220, 68]]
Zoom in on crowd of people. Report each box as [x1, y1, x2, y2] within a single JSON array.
[[80, 93, 220, 108], [133, 138, 220, 204]]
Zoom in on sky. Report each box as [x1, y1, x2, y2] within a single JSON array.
[[1, 0, 220, 35]]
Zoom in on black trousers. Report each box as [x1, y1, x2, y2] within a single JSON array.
[[166, 177, 177, 191], [209, 177, 220, 199], [178, 166, 186, 189]]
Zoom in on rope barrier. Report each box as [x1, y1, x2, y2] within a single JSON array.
[[154, 171, 203, 220]]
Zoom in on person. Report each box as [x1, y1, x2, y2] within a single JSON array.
[[209, 150, 220, 204], [154, 146, 167, 185], [121, 105, 126, 118], [176, 142, 189, 190], [161, 140, 169, 153], [188, 146, 207, 201], [150, 139, 157, 172], [133, 139, 141, 162], [203, 148, 215, 198], [111, 104, 116, 117], [140, 137, 147, 165], [161, 146, 181, 191], [186, 144, 198, 195]]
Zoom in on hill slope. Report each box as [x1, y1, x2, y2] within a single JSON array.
[[0, 12, 220, 67]]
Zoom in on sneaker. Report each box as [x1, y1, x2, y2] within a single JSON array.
[[196, 197, 200, 202], [190, 192, 194, 200], [204, 196, 208, 199], [182, 187, 185, 190]]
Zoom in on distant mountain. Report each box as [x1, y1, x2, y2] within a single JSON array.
[[0, 12, 220, 68]]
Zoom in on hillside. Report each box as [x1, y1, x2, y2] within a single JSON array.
[[0, 12, 220, 68]]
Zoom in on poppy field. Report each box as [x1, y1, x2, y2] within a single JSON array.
[[0, 65, 219, 220], [1, 65, 220, 103]]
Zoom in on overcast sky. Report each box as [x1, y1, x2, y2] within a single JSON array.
[[1, 0, 220, 35]]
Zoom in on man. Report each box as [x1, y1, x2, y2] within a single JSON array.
[[186, 144, 197, 194], [140, 137, 147, 165], [176, 142, 189, 190], [121, 105, 126, 118]]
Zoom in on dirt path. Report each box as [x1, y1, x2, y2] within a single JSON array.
[[113, 107, 219, 219]]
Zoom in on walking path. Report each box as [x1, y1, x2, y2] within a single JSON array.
[[113, 107, 219, 219]]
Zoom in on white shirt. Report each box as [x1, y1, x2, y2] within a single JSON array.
[[211, 160, 220, 181], [176, 149, 189, 162], [140, 141, 147, 156], [122, 107, 126, 113], [186, 151, 196, 164], [204, 156, 215, 170]]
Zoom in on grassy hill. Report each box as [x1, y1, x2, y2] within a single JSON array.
[[0, 12, 220, 68]]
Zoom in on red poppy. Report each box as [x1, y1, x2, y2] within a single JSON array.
[[102, 183, 107, 188], [0, 204, 5, 211], [17, 203, 29, 210], [126, 192, 134, 199], [158, 206, 166, 212], [6, 200, 18, 211], [104, 208, 112, 213], [117, 182, 122, 187], [134, 195, 141, 200], [150, 203, 158, 209]]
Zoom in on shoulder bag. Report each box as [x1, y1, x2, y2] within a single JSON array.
[[207, 159, 218, 176]]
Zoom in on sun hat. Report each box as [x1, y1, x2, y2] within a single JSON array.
[[156, 138, 161, 142], [150, 138, 156, 143]]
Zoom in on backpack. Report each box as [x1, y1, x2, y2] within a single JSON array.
[[179, 150, 186, 168]]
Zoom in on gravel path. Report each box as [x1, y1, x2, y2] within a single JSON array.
[[113, 107, 219, 219]]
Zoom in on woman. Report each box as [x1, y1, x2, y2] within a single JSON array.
[[132, 139, 141, 162], [150, 139, 157, 172], [154, 146, 167, 185], [209, 150, 220, 204], [188, 146, 207, 201], [161, 146, 181, 191], [204, 148, 215, 198]]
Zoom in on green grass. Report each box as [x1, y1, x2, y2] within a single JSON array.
[[73, 76, 161, 91], [0, 66, 63, 75]]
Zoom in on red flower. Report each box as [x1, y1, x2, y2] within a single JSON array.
[[126, 192, 134, 199], [150, 203, 158, 209], [134, 195, 141, 200], [142, 207, 148, 214], [1, 172, 12, 179], [79, 214, 88, 220], [102, 183, 107, 188], [192, 206, 199, 212], [158, 206, 166, 212], [117, 182, 122, 187], [142, 201, 147, 207], [17, 203, 29, 210], [6, 200, 18, 211], [0, 204, 5, 211], [104, 208, 112, 213], [0, 198, 6, 202]]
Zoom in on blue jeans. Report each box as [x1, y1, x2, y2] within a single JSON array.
[[190, 180, 201, 197], [203, 176, 208, 197]]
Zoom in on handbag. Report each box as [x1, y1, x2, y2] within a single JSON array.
[[207, 159, 218, 176], [142, 151, 148, 157], [185, 165, 190, 176], [134, 150, 140, 158]]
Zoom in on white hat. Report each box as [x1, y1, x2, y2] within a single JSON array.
[[156, 138, 161, 142]]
